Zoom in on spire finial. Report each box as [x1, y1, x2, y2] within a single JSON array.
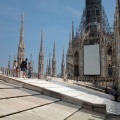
[[21, 14, 24, 23], [54, 40, 55, 50], [21, 14, 24, 33], [41, 29, 43, 41], [19, 14, 24, 42]]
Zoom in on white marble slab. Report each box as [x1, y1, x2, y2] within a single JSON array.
[[66, 108, 105, 120], [26, 101, 81, 120], [8, 78, 120, 115], [75, 94, 99, 103], [60, 90, 86, 97]]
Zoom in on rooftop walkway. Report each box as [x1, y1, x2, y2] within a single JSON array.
[[0, 75, 120, 119]]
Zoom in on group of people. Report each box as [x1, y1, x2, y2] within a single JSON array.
[[12, 58, 32, 78]]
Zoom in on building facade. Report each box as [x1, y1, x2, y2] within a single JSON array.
[[66, 0, 115, 80], [114, 0, 120, 94]]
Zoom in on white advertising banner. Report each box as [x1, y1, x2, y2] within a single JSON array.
[[84, 44, 100, 75]]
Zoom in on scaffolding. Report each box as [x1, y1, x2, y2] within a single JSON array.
[[78, 4, 111, 38]]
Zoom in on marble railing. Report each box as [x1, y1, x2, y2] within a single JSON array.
[[0, 66, 38, 78], [75, 76, 114, 82]]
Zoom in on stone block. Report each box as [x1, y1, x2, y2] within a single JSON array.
[[7, 112, 46, 120], [94, 107, 106, 114], [66, 108, 105, 120], [105, 115, 120, 120], [83, 104, 94, 111], [62, 95, 83, 107]]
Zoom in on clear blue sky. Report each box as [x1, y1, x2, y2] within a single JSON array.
[[0, 0, 116, 74]]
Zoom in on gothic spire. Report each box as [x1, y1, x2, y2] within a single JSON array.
[[117, 0, 119, 9], [40, 30, 44, 54], [38, 30, 44, 79], [8, 55, 10, 76], [8, 55, 10, 69], [76, 27, 78, 38], [62, 48, 65, 65], [30, 54, 32, 64], [17, 14, 25, 73], [19, 14, 24, 47], [61, 47, 65, 79], [68, 33, 73, 55], [72, 21, 74, 39], [32, 60, 34, 76], [100, 4, 103, 37], [118, 0, 120, 19], [52, 40, 56, 77], [49, 53, 51, 67], [86, 0, 102, 34], [53, 40, 56, 58], [69, 33, 71, 46], [46, 60, 48, 75], [86, 0, 102, 25], [48, 53, 51, 76]]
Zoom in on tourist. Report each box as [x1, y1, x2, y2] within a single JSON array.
[[28, 62, 32, 78], [16, 66, 18, 77], [21, 58, 28, 78], [113, 87, 118, 102], [20, 58, 24, 78], [12, 60, 18, 77], [26, 58, 28, 78]]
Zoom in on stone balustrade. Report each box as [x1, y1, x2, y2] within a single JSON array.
[[0, 66, 38, 79]]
